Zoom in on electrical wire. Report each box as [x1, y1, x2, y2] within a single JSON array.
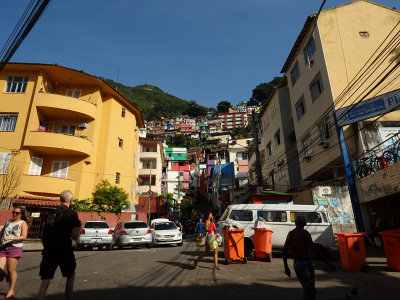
[[0, 0, 51, 72]]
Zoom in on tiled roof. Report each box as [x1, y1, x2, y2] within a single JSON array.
[[13, 195, 60, 207]]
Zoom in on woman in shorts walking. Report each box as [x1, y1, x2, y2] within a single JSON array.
[[0, 206, 30, 299]]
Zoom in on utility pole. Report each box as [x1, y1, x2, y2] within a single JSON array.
[[252, 113, 264, 188], [216, 154, 221, 216], [147, 161, 152, 225]]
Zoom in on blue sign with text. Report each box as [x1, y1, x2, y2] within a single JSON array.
[[336, 89, 400, 127]]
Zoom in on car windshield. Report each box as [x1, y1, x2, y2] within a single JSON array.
[[84, 222, 109, 229], [154, 222, 176, 230], [124, 222, 148, 229]]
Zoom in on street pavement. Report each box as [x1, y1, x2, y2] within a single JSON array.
[[3, 237, 400, 300]]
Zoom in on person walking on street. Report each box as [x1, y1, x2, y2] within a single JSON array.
[[195, 218, 205, 237], [283, 215, 335, 300], [0, 206, 31, 299], [175, 219, 183, 232], [37, 190, 81, 300], [193, 212, 222, 270]]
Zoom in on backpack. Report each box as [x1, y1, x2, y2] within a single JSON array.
[[42, 207, 64, 242]]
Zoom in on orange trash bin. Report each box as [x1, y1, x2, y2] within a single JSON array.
[[254, 228, 274, 261], [379, 228, 400, 271], [223, 229, 246, 264], [335, 232, 367, 272]]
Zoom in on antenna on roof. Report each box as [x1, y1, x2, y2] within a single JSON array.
[[115, 69, 120, 91]]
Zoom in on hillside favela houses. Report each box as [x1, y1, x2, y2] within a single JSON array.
[[0, 63, 144, 234]]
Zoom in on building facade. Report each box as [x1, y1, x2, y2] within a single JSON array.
[[0, 63, 143, 206], [137, 138, 165, 196]]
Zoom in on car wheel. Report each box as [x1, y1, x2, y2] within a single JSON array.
[[177, 241, 183, 247], [106, 244, 112, 251], [146, 243, 151, 249]]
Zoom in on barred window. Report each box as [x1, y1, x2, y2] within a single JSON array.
[[0, 114, 18, 131], [5, 77, 28, 93]]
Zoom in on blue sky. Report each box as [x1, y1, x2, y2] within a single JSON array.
[[0, 0, 397, 108]]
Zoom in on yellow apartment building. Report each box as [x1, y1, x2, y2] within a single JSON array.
[[0, 63, 144, 207], [281, 0, 400, 183], [258, 79, 301, 193]]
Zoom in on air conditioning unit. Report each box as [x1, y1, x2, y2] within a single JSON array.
[[321, 141, 329, 149], [79, 123, 87, 129]]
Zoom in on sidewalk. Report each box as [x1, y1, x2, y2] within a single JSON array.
[[23, 239, 43, 251]]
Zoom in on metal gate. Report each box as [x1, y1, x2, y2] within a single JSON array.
[[26, 207, 56, 239]]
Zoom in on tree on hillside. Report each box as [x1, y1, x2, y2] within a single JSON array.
[[251, 77, 282, 105], [185, 100, 208, 117], [217, 101, 232, 113]]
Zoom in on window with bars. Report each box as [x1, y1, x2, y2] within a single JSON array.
[[5, 77, 28, 93], [0, 114, 18, 131], [118, 138, 123, 149], [28, 157, 43, 176], [121, 108, 126, 118], [51, 161, 69, 179], [278, 161, 285, 179], [301, 134, 313, 158], [317, 118, 332, 142]]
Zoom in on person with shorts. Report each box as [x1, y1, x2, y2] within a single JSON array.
[[37, 190, 81, 300], [0, 206, 30, 299], [283, 215, 335, 300]]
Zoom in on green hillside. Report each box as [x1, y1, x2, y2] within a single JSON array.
[[104, 79, 208, 121]]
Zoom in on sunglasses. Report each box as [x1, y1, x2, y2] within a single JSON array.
[[12, 211, 21, 215]]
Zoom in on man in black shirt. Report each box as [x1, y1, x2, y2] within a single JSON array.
[[37, 190, 81, 300]]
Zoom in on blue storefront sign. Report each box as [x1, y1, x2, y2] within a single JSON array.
[[335, 88, 400, 127]]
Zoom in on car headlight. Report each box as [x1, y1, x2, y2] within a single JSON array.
[[176, 232, 182, 237], [156, 234, 163, 238]]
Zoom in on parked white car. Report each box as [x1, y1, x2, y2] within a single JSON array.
[[76, 221, 113, 250], [150, 218, 183, 246], [113, 221, 152, 249]]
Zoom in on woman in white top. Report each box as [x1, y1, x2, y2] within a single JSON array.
[[0, 206, 30, 299]]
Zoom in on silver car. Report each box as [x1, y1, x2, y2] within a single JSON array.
[[76, 221, 113, 250], [113, 221, 152, 249]]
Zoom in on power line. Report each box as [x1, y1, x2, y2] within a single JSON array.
[[0, 0, 52, 72]]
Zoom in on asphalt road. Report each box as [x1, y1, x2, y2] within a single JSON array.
[[3, 239, 400, 300]]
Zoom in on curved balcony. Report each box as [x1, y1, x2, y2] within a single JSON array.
[[24, 131, 92, 156], [35, 92, 96, 120], [21, 174, 76, 196]]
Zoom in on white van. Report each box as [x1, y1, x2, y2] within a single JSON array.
[[217, 204, 335, 256]]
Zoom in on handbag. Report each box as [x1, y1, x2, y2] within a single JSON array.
[[196, 234, 206, 247], [205, 233, 214, 245]]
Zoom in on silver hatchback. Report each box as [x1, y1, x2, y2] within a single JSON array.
[[76, 221, 113, 250], [113, 221, 152, 249]]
